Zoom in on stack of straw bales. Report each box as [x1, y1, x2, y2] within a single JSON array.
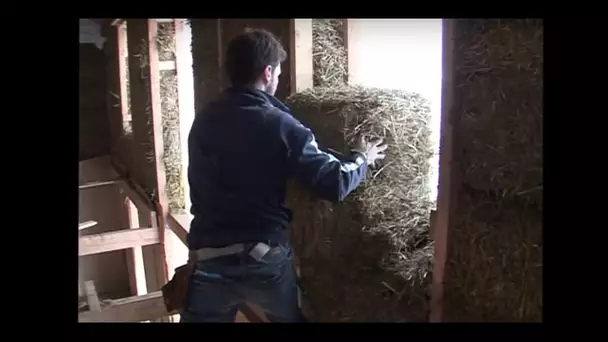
[[442, 19, 543, 322], [285, 19, 434, 322]]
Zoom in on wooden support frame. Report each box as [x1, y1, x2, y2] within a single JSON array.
[[429, 19, 457, 323], [79, 177, 171, 322], [124, 196, 148, 296], [123, 21, 170, 322], [79, 227, 160, 256], [288, 19, 314, 94], [79, 291, 172, 322]]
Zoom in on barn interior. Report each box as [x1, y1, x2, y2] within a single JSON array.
[[78, 18, 542, 323]]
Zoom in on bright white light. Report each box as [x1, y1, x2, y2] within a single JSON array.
[[348, 19, 443, 203]]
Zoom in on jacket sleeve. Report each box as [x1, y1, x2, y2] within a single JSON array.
[[281, 115, 367, 203]]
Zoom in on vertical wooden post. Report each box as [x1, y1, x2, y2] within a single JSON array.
[[123, 196, 148, 295], [84, 280, 102, 312], [289, 19, 314, 94], [190, 19, 223, 111], [429, 19, 457, 323], [125, 19, 170, 322], [103, 22, 125, 146], [345, 19, 360, 86]]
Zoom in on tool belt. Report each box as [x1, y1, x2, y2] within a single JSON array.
[[161, 242, 274, 313]]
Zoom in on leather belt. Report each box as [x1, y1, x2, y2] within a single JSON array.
[[189, 242, 272, 262]]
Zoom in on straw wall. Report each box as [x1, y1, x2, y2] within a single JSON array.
[[440, 19, 543, 322]]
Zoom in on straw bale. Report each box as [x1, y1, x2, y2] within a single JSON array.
[[286, 86, 434, 321], [157, 23, 186, 213], [453, 19, 543, 208], [440, 19, 543, 322], [157, 22, 176, 61], [443, 189, 543, 322], [312, 19, 347, 87]]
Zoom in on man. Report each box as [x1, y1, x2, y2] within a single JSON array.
[[181, 28, 387, 323]]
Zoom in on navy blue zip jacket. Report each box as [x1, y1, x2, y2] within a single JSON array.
[[187, 86, 367, 249]]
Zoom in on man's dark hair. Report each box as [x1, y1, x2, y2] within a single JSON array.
[[224, 28, 287, 86]]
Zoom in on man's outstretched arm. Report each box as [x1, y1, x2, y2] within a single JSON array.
[[281, 115, 386, 203]]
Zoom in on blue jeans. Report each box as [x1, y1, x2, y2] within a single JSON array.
[[179, 243, 306, 322]]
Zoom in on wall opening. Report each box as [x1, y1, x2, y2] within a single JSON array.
[[348, 19, 443, 204]]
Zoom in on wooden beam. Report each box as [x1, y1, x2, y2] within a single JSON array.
[[144, 19, 171, 288], [189, 19, 223, 111], [430, 19, 457, 323], [79, 221, 98, 231], [79, 179, 122, 190], [84, 281, 101, 312], [167, 213, 190, 247], [79, 227, 159, 256], [345, 19, 361, 86], [125, 19, 171, 322], [117, 180, 154, 214], [288, 19, 313, 94], [124, 196, 148, 296], [78, 291, 172, 322]]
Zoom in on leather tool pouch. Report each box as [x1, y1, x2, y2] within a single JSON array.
[[161, 262, 195, 313]]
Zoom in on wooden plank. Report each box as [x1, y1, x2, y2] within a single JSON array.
[[117, 180, 154, 214], [78, 291, 172, 322], [125, 20, 170, 323], [288, 19, 314, 94], [167, 213, 191, 247], [136, 209, 167, 322], [124, 196, 148, 296], [189, 19, 223, 111], [84, 281, 101, 312], [79, 179, 122, 190], [430, 19, 458, 323], [345, 19, 360, 86], [142, 19, 171, 289], [79, 227, 159, 256], [79, 220, 98, 231]]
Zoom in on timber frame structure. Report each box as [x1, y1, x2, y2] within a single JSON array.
[[78, 18, 316, 323]]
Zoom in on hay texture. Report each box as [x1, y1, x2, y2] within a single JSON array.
[[313, 19, 347, 87], [443, 190, 542, 322], [157, 23, 186, 213], [455, 19, 543, 208], [286, 86, 434, 322], [441, 19, 543, 322]]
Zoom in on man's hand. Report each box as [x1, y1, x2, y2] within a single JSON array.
[[353, 137, 388, 166]]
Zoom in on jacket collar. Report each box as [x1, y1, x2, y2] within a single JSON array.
[[226, 85, 291, 113]]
